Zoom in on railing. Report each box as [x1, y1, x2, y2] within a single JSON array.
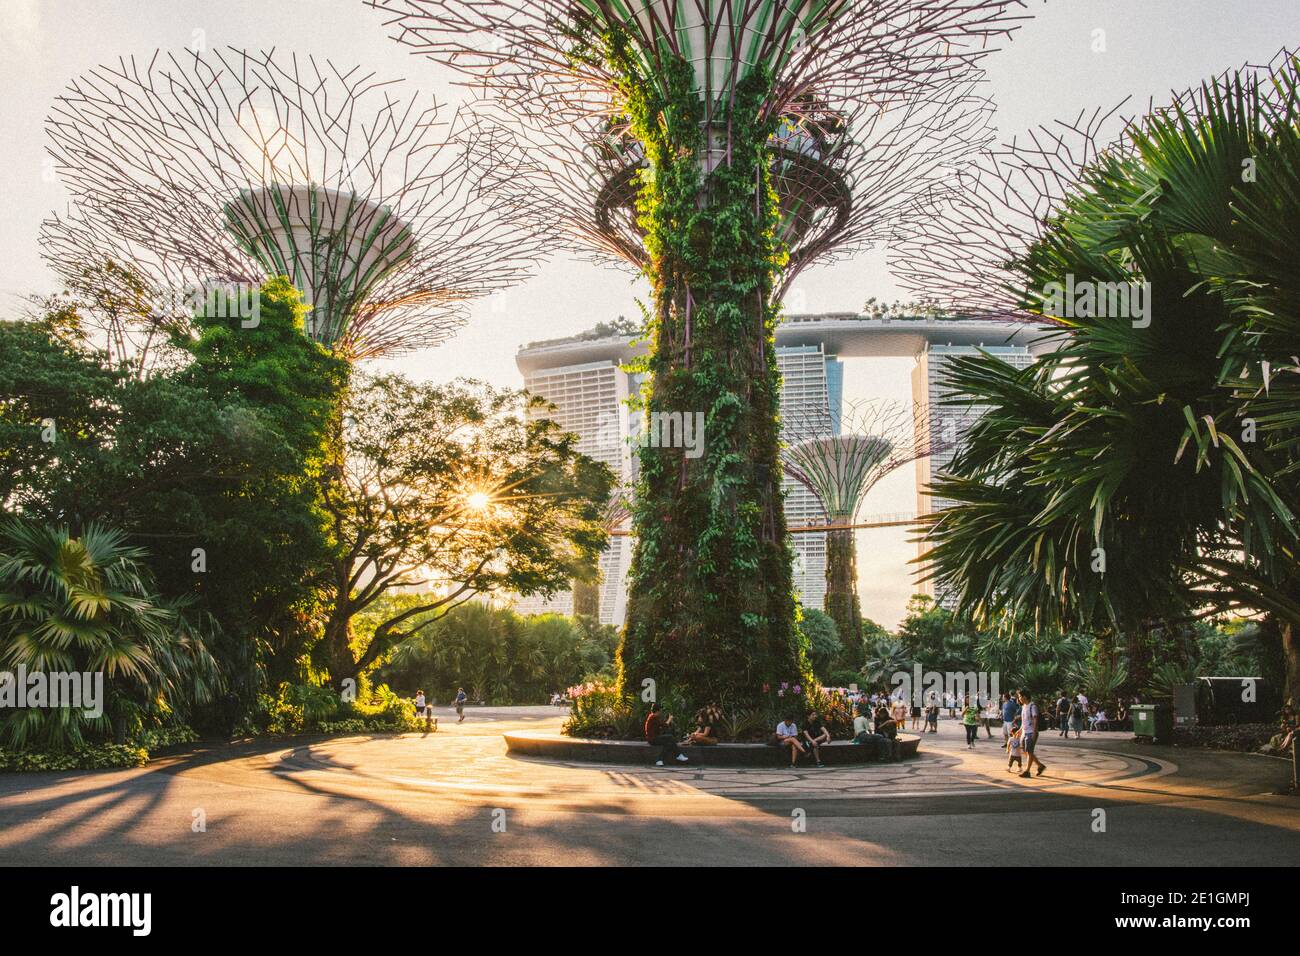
[[608, 512, 924, 536]]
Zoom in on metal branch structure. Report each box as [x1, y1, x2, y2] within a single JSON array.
[[891, 47, 1300, 317], [41, 47, 540, 361], [889, 102, 1125, 318], [370, 0, 1026, 294], [783, 399, 940, 642], [368, 0, 1028, 712]]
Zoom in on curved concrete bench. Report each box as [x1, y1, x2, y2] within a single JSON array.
[[504, 731, 920, 766]]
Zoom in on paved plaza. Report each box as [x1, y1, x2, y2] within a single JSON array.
[[1, 707, 1296, 866]]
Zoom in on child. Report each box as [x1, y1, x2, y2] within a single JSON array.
[[1007, 725, 1023, 772]]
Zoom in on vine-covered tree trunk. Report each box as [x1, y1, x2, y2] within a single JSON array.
[[824, 528, 862, 648], [617, 59, 807, 718], [572, 576, 600, 619], [1283, 620, 1299, 706]]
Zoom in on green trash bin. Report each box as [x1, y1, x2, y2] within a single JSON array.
[[1132, 703, 1174, 743]]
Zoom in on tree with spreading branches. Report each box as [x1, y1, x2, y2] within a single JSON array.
[[316, 373, 613, 688]]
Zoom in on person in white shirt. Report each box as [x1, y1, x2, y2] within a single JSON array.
[[891, 696, 908, 729], [775, 716, 806, 767], [415, 690, 432, 730], [1016, 690, 1047, 778]]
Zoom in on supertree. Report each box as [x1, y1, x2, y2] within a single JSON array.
[[783, 399, 938, 645], [370, 0, 1027, 714], [41, 47, 538, 363], [886, 49, 1300, 317], [888, 102, 1124, 319]]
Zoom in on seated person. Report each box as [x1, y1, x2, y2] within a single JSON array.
[[644, 703, 689, 767], [802, 709, 831, 767], [851, 706, 889, 761], [873, 704, 902, 760], [688, 704, 722, 745], [874, 703, 898, 738], [775, 715, 806, 767], [852, 707, 874, 744], [1092, 708, 1109, 731]]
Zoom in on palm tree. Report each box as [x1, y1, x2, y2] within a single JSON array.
[[0, 520, 220, 749], [1072, 657, 1129, 704], [924, 55, 1300, 701], [861, 637, 910, 688], [1014, 661, 1063, 703]]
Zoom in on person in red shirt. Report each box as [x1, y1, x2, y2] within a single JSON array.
[[645, 703, 689, 767]]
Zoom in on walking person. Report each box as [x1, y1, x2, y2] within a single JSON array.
[[454, 687, 467, 723], [962, 695, 980, 749], [1001, 692, 1019, 742], [891, 695, 907, 731], [1017, 690, 1047, 778], [645, 702, 689, 767], [415, 689, 433, 731], [926, 693, 940, 732], [1068, 694, 1086, 739], [1006, 725, 1024, 773], [1056, 691, 1071, 736]]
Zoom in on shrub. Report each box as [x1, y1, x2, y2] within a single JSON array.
[[251, 682, 422, 736], [718, 706, 768, 742], [1173, 723, 1279, 753], [0, 743, 148, 773], [132, 725, 199, 752], [563, 681, 637, 739]]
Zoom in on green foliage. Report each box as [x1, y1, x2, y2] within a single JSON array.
[[1146, 662, 1197, 701], [922, 57, 1300, 698], [562, 680, 639, 739], [379, 602, 618, 704], [131, 725, 199, 752], [0, 743, 148, 773], [315, 373, 612, 687], [0, 520, 220, 751], [0, 278, 348, 726], [611, 39, 807, 719], [861, 636, 910, 688], [862, 297, 947, 320], [253, 681, 421, 736], [797, 607, 842, 683]]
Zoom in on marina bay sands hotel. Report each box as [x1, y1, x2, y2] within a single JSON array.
[[513, 313, 1054, 626]]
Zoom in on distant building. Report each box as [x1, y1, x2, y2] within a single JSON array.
[[912, 344, 1037, 609], [510, 314, 1053, 625]]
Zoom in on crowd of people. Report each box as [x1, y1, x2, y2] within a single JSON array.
[[640, 686, 1150, 775]]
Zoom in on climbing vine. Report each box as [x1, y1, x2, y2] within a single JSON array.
[[595, 29, 814, 727]]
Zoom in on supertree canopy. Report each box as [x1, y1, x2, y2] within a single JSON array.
[[371, 0, 1026, 716], [372, 1, 1022, 290], [41, 48, 537, 361], [783, 400, 937, 645]]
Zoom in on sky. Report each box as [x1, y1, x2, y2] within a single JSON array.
[[2, 0, 1297, 628]]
